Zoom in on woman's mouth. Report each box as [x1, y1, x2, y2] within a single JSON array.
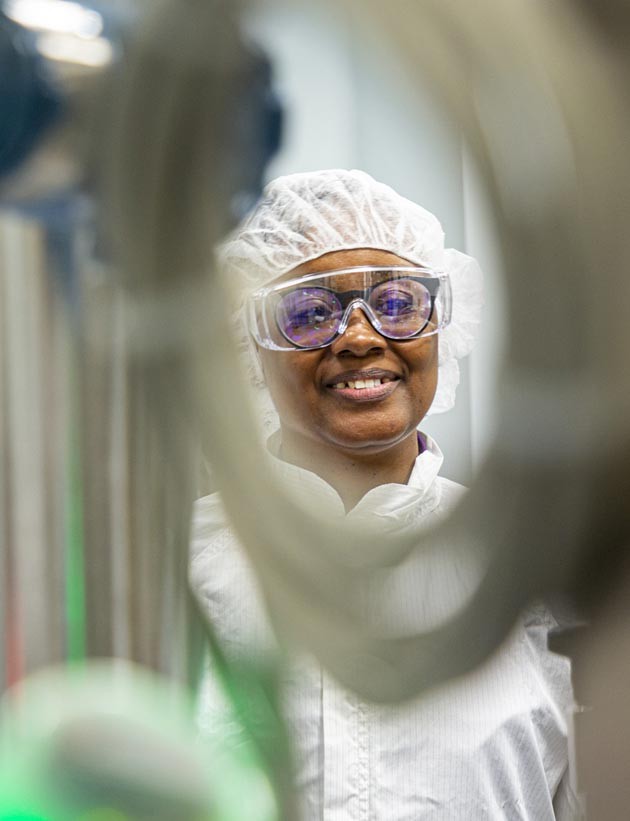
[[328, 376, 400, 401]]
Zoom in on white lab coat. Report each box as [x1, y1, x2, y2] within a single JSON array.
[[190, 435, 575, 820]]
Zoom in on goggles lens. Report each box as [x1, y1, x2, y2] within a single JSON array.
[[277, 287, 343, 347], [248, 267, 451, 351]]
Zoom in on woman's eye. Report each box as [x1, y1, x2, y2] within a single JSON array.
[[375, 291, 415, 315], [290, 302, 333, 327]]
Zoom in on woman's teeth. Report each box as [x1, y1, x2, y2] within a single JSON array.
[[332, 377, 389, 390]]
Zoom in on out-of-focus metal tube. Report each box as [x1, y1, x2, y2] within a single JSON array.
[[174, 0, 630, 703]]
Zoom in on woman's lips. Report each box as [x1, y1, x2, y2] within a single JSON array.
[[326, 379, 400, 402]]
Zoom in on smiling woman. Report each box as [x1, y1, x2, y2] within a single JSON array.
[[256, 249, 442, 509], [190, 169, 575, 820]]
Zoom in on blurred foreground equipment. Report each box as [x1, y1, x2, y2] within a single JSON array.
[[1, 0, 630, 819], [1, 0, 285, 818], [0, 662, 277, 820]]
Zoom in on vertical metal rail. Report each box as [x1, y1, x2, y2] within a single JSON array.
[[0, 214, 70, 686]]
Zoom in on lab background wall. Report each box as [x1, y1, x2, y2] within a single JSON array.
[[249, 1, 507, 485]]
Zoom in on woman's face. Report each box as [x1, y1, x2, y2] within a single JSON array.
[[258, 249, 439, 455]]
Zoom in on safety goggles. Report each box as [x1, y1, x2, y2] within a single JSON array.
[[247, 266, 452, 351]]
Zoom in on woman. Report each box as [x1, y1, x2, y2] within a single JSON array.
[[191, 170, 574, 819]]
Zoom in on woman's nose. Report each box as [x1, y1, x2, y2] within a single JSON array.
[[329, 306, 386, 357]]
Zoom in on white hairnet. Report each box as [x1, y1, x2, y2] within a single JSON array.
[[219, 168, 483, 418]]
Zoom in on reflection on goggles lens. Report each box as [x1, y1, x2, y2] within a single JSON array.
[[276, 278, 435, 347]]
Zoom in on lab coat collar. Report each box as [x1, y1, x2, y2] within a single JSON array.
[[265, 430, 444, 526]]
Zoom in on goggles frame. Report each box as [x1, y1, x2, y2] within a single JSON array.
[[247, 265, 452, 351]]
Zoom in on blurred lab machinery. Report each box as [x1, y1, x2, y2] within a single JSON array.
[[1, 0, 630, 818], [0, 1, 287, 818]]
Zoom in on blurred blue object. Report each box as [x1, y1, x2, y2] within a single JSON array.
[[0, 0, 282, 311], [0, 7, 62, 180], [0, 0, 282, 224]]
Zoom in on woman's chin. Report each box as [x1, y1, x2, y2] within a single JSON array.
[[322, 423, 415, 454]]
